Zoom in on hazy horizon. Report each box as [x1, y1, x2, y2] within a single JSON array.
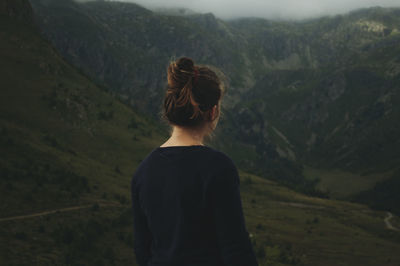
[[89, 0, 400, 20]]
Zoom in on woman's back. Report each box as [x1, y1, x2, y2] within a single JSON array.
[[131, 145, 258, 266]]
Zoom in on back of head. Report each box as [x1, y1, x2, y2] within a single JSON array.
[[162, 57, 223, 129]]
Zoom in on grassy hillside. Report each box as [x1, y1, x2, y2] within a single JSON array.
[[0, 12, 167, 217], [350, 169, 400, 217], [238, 172, 400, 266], [0, 3, 167, 264]]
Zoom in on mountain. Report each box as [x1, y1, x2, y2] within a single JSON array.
[[234, 13, 400, 204], [151, 7, 198, 17], [1, 1, 400, 265], [27, 0, 400, 207], [25, 0, 322, 196], [28, 0, 245, 111]]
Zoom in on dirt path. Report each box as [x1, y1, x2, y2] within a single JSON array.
[[275, 201, 400, 232], [0, 202, 121, 223], [384, 211, 400, 231], [275, 201, 326, 210]]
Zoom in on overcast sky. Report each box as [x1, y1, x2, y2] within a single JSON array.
[[116, 0, 400, 20]]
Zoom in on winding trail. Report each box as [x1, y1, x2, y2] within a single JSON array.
[[384, 211, 400, 231], [275, 201, 400, 232], [3, 200, 399, 234], [275, 201, 326, 210], [0, 202, 121, 223]]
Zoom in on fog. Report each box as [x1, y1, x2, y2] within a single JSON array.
[[113, 0, 400, 20]]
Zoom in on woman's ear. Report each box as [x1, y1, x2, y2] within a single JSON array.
[[209, 105, 218, 121]]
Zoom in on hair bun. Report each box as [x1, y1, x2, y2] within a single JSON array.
[[175, 57, 195, 72], [167, 57, 196, 89]]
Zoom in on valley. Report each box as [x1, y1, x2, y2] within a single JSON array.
[[27, 0, 400, 206]]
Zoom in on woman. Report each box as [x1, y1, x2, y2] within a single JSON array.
[[131, 57, 259, 266]]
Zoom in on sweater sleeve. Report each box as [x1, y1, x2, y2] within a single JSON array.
[[210, 154, 259, 266], [131, 176, 152, 266]]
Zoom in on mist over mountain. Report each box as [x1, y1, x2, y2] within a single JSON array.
[[74, 0, 400, 20]]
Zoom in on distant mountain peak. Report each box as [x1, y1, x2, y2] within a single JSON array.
[[151, 7, 198, 17]]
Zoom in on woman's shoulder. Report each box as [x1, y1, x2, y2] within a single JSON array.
[[206, 147, 236, 168], [202, 148, 240, 188], [203, 147, 239, 181]]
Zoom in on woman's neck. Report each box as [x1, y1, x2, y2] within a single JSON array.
[[160, 126, 205, 147]]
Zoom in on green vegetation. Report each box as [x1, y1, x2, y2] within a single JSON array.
[[350, 169, 400, 216], [303, 166, 395, 200], [0, 4, 167, 264], [239, 173, 400, 266]]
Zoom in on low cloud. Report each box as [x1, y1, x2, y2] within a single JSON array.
[[117, 0, 400, 20]]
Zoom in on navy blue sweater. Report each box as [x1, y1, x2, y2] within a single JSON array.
[[130, 145, 258, 266]]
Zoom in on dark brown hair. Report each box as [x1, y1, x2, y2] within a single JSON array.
[[162, 57, 223, 128]]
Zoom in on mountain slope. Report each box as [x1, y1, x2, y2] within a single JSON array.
[[0, 5, 166, 217], [0, 1, 166, 264]]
